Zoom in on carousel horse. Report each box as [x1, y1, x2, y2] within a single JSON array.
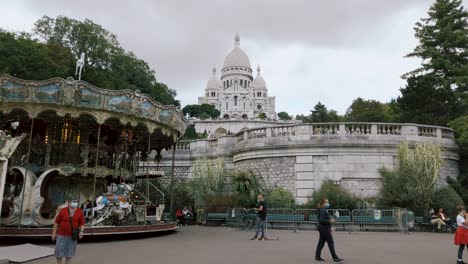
[[92, 184, 134, 224]]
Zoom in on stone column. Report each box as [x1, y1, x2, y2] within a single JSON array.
[[339, 124, 346, 134]]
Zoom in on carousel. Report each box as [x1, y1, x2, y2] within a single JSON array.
[[0, 74, 187, 237]]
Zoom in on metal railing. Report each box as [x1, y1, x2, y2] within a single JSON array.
[[211, 208, 410, 233]]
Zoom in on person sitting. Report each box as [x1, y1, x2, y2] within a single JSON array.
[[182, 206, 193, 225], [431, 208, 448, 232], [80, 200, 92, 221], [176, 209, 184, 226]]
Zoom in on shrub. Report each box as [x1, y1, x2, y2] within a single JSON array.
[[308, 180, 358, 210], [267, 188, 295, 208], [377, 142, 442, 209], [431, 186, 464, 216], [231, 170, 265, 208]]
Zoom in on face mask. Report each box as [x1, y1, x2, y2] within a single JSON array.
[[70, 202, 78, 209], [325, 203, 330, 208]]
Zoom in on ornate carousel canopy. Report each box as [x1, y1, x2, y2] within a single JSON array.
[[0, 74, 187, 141]]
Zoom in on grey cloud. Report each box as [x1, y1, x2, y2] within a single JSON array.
[[3, 0, 465, 114]]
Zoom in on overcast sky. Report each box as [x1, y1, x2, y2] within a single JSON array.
[[1, 0, 466, 115]]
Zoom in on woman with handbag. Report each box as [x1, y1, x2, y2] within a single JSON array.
[[52, 199, 85, 264]]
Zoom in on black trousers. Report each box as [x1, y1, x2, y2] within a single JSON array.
[[458, 244, 467, 260], [315, 224, 339, 259]]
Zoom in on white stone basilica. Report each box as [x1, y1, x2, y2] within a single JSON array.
[[198, 34, 276, 119]]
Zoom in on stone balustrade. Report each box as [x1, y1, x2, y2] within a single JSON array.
[[187, 122, 455, 153], [214, 122, 454, 142]]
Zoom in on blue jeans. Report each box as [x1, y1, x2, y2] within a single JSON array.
[[255, 217, 265, 238]]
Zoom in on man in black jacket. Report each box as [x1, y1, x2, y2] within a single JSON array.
[[250, 194, 267, 241], [315, 199, 344, 262]]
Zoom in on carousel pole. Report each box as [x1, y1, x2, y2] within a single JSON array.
[[90, 124, 101, 227], [18, 118, 34, 227], [169, 143, 176, 222], [146, 133, 151, 205]]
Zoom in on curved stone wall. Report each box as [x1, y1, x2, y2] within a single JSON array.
[[155, 122, 459, 204]]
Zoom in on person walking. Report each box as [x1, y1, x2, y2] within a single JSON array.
[[454, 205, 468, 264], [315, 199, 344, 263], [250, 194, 267, 241], [52, 198, 85, 264]]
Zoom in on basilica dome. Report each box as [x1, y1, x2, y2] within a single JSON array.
[[251, 66, 266, 88], [206, 67, 222, 89], [222, 34, 252, 70]]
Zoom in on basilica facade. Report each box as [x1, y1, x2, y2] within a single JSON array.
[[198, 34, 276, 119]]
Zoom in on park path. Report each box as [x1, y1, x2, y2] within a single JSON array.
[[26, 226, 458, 264]]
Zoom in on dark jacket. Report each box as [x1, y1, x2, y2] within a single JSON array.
[[317, 207, 331, 226]]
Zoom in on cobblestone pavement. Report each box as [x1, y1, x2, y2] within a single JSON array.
[[19, 226, 460, 264]]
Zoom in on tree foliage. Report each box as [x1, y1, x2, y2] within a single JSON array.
[[231, 170, 265, 207], [346, 97, 397, 122], [378, 142, 443, 209], [432, 186, 464, 215], [308, 180, 359, 210], [258, 112, 267, 120], [182, 104, 220, 119], [277, 111, 292, 121], [267, 188, 295, 208], [190, 158, 226, 207], [448, 115, 468, 205], [0, 31, 75, 79], [296, 102, 345, 123], [0, 16, 179, 106], [399, 0, 468, 125]]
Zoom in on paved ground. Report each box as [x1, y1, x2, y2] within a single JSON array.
[[9, 226, 463, 264]]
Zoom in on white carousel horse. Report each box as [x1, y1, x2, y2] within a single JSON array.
[[75, 52, 85, 80], [91, 184, 134, 225]]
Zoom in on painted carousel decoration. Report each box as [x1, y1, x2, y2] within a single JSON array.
[[0, 74, 187, 236]]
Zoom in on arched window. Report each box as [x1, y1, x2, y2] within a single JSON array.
[[234, 96, 238, 106], [240, 80, 243, 86], [226, 101, 228, 109], [243, 102, 246, 109]]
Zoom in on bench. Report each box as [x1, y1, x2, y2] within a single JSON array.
[[207, 213, 228, 221], [414, 216, 455, 233]]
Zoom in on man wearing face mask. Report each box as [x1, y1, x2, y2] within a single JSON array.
[[250, 194, 267, 241], [315, 199, 344, 263], [52, 198, 85, 264]]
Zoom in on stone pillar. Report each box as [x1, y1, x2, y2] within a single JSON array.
[[402, 125, 418, 137], [339, 124, 346, 135], [436, 128, 442, 138], [243, 131, 248, 140], [371, 124, 378, 135], [266, 127, 272, 138]]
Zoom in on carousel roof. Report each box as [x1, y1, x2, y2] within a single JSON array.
[[0, 75, 187, 141]]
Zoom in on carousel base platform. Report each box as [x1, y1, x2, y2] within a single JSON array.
[[0, 222, 177, 239]]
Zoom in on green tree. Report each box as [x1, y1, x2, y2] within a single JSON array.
[[29, 15, 179, 106], [182, 104, 220, 119], [258, 112, 267, 120], [190, 158, 226, 208], [0, 31, 75, 79], [378, 142, 443, 209], [277, 111, 292, 121], [231, 170, 265, 207], [310, 102, 329, 122], [345, 97, 389, 122], [448, 115, 468, 204], [268, 188, 295, 208], [308, 180, 358, 210], [432, 186, 464, 215], [399, 0, 468, 125]]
